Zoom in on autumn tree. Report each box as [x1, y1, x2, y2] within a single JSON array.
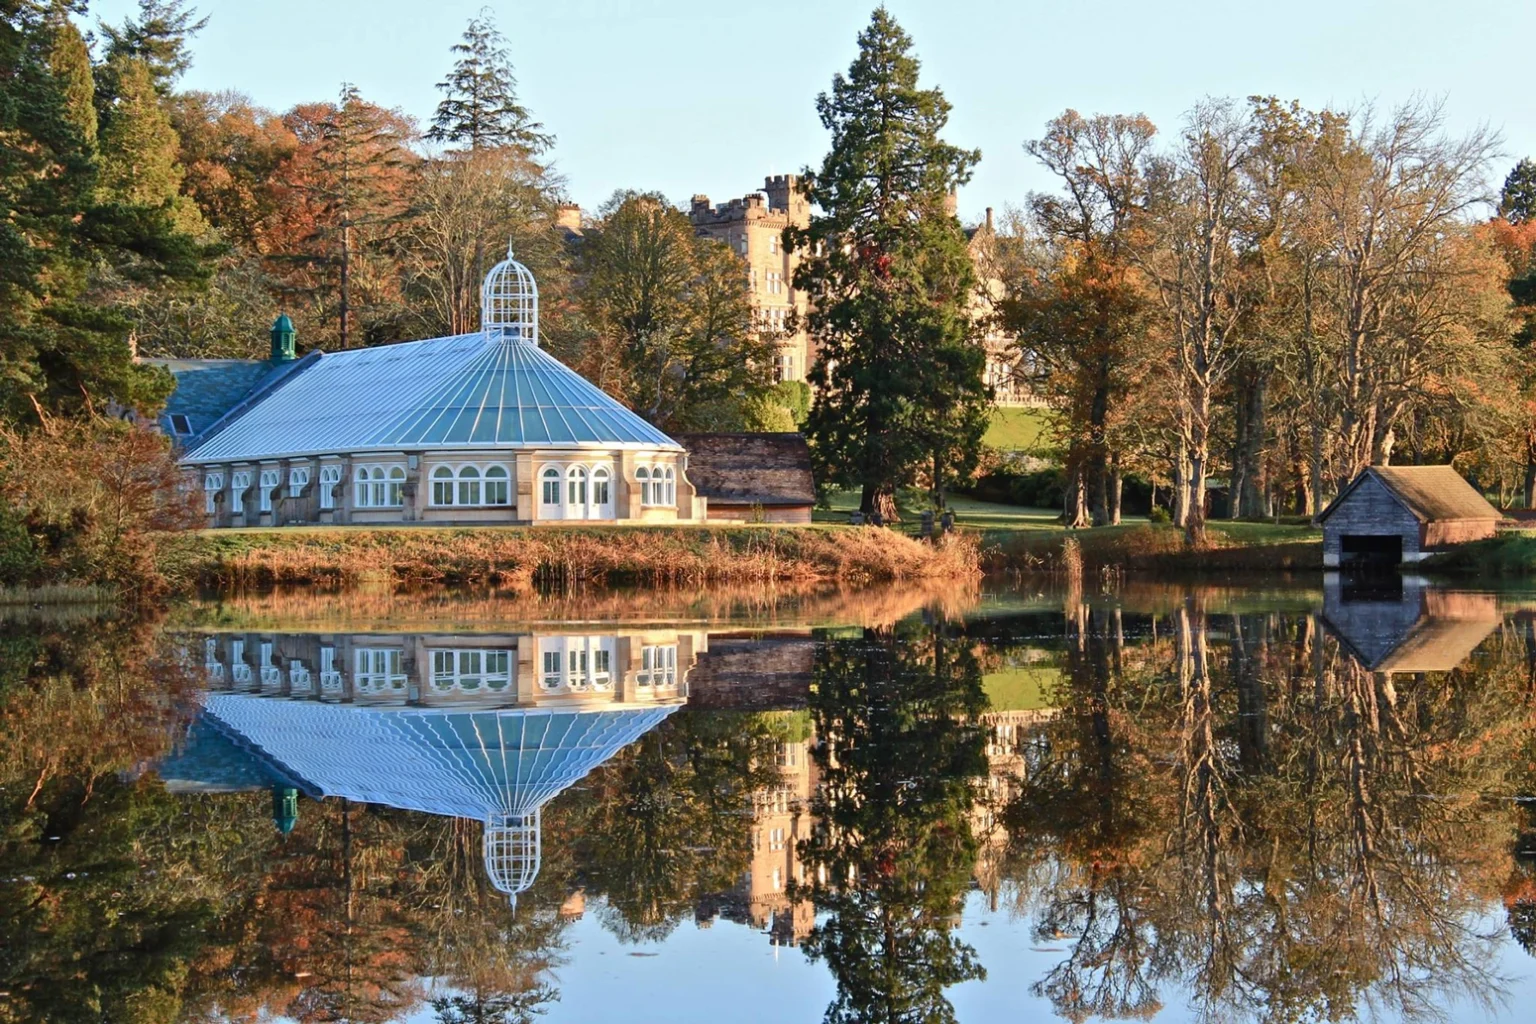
[[1501, 157, 1536, 224], [569, 191, 777, 432], [1007, 111, 1157, 526], [428, 8, 552, 154], [791, 8, 988, 521]]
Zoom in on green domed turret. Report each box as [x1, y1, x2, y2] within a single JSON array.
[[270, 313, 296, 363]]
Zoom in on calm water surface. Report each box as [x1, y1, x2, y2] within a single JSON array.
[[2, 577, 1534, 1023]]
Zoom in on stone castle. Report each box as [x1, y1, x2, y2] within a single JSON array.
[[686, 174, 1030, 403]]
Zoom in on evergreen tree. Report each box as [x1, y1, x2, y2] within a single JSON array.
[[428, 8, 552, 153], [790, 8, 988, 521], [100, 0, 207, 95], [0, 1, 202, 422], [45, 3, 95, 151], [96, 55, 186, 212], [1502, 158, 1536, 224]]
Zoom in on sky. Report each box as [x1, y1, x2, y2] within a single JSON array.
[[85, 0, 1536, 222]]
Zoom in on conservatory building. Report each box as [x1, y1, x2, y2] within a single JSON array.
[[174, 251, 703, 526]]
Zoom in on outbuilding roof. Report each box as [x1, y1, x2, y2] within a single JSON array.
[[1320, 465, 1501, 524], [674, 432, 816, 507], [182, 333, 681, 464]]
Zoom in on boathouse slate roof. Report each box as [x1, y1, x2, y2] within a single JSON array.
[[181, 333, 681, 464], [674, 432, 815, 507], [1319, 465, 1501, 524]]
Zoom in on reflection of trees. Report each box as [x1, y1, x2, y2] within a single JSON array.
[[796, 621, 990, 1024], [1006, 601, 1531, 1023], [557, 710, 788, 942]]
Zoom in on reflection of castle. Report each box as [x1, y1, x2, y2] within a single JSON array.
[[705, 706, 1055, 947], [161, 629, 697, 905]]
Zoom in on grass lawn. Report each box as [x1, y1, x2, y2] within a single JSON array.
[[984, 406, 1055, 453], [812, 487, 1063, 532]]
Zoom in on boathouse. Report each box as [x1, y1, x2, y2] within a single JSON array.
[[1318, 465, 1501, 567]]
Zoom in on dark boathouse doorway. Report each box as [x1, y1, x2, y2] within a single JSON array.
[[1340, 534, 1403, 567]]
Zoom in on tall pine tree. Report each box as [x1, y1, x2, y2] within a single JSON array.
[[428, 8, 552, 154], [791, 8, 989, 521], [100, 0, 207, 95]]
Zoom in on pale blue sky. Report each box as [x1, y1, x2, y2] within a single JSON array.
[[87, 0, 1535, 221]]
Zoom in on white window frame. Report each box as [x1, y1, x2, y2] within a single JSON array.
[[354, 647, 406, 694], [663, 467, 676, 506], [319, 646, 341, 692], [318, 465, 342, 510], [289, 659, 312, 693], [429, 464, 511, 507], [591, 467, 612, 511], [567, 465, 587, 507], [203, 472, 224, 515], [457, 465, 481, 507], [288, 466, 310, 499], [428, 648, 511, 692], [540, 466, 562, 508], [230, 471, 251, 515], [354, 464, 405, 509], [636, 467, 652, 506], [258, 469, 281, 513], [484, 465, 510, 505]]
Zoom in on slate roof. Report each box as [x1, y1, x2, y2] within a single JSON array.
[[674, 432, 816, 507], [182, 334, 680, 464], [1320, 465, 1502, 523], [145, 357, 300, 444]]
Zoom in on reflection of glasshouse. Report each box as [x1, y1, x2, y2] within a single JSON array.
[[177, 250, 702, 526]]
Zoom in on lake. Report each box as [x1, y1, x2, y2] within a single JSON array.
[[2, 575, 1533, 1023]]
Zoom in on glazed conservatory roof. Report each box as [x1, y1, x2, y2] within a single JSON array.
[[194, 693, 678, 820], [181, 333, 681, 464]]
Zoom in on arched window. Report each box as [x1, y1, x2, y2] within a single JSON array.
[[287, 466, 309, 498], [318, 465, 342, 509], [387, 466, 405, 506], [203, 472, 224, 515], [484, 465, 510, 505], [567, 465, 587, 506], [432, 466, 454, 505], [457, 465, 481, 506], [591, 467, 611, 508], [636, 466, 651, 506], [540, 467, 561, 505], [258, 469, 281, 513], [663, 467, 676, 506], [230, 471, 251, 514]]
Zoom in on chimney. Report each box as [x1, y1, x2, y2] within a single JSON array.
[[985, 206, 994, 232], [555, 203, 583, 233], [269, 313, 295, 363], [944, 191, 958, 217]]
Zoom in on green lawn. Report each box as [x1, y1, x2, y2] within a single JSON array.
[[984, 406, 1055, 453], [812, 488, 1064, 531]]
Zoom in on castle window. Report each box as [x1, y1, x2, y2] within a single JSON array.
[[768, 233, 779, 255], [288, 466, 310, 498], [318, 465, 342, 509]]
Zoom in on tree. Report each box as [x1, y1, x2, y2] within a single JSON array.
[[100, 0, 207, 95], [45, 3, 95, 151], [279, 85, 414, 349], [1135, 100, 1256, 544], [569, 191, 777, 432], [1008, 110, 1157, 526], [428, 8, 552, 154], [96, 54, 198, 227], [791, 8, 988, 521], [0, 1, 203, 422], [397, 147, 561, 338], [1501, 157, 1536, 224]]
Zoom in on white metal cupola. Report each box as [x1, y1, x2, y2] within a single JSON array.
[[481, 244, 539, 346]]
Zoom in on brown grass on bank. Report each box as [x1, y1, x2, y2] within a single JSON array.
[[192, 525, 982, 591], [985, 524, 1321, 575]]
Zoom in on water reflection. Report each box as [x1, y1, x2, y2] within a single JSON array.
[[0, 583, 1533, 1023]]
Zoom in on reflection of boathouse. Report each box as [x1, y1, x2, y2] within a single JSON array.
[[163, 628, 698, 905], [1321, 576, 1499, 673]]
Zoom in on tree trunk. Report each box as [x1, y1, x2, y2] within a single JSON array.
[[1065, 463, 1089, 529], [1108, 458, 1122, 526], [1172, 438, 1191, 529], [860, 481, 899, 523], [1309, 417, 1325, 523], [1524, 428, 1536, 510]]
